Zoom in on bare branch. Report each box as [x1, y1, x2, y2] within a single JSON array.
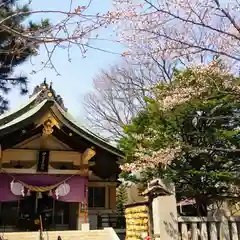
[[84, 61, 172, 140]]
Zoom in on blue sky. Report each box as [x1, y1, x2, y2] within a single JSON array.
[[8, 0, 124, 122]]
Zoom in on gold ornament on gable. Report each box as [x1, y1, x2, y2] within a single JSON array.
[[42, 119, 55, 136]]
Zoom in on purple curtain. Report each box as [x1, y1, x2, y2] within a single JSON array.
[[0, 173, 88, 202]]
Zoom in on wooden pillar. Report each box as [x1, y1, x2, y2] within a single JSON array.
[[77, 202, 88, 229], [52, 199, 55, 226], [0, 144, 2, 168], [84, 200, 88, 224], [77, 202, 82, 230], [105, 187, 109, 209], [109, 187, 116, 210]]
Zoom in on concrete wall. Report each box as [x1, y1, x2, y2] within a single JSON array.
[[126, 184, 146, 204]]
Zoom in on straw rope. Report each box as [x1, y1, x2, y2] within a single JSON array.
[[0, 168, 76, 192], [17, 182, 60, 192]]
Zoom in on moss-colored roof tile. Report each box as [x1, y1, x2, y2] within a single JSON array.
[[0, 99, 47, 130]]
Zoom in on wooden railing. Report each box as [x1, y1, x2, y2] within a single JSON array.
[[178, 216, 240, 240]]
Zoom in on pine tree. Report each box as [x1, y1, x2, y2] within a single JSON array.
[[116, 183, 128, 216], [0, 0, 49, 113]]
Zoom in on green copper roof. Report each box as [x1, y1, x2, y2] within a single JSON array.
[[54, 102, 122, 156], [0, 99, 47, 130], [0, 80, 123, 157], [0, 90, 43, 124]]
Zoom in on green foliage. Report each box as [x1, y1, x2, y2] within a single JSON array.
[[116, 184, 128, 216], [119, 64, 240, 215], [0, 0, 50, 113]]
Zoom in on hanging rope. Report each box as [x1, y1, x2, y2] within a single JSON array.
[[17, 182, 60, 192], [0, 168, 77, 192]]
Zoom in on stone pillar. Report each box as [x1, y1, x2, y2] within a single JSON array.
[[142, 179, 179, 240]]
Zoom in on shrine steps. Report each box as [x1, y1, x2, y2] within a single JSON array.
[[0, 228, 120, 240]]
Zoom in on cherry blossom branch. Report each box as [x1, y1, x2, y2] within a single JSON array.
[[143, 0, 240, 42], [0, 1, 123, 75], [114, 0, 240, 72]]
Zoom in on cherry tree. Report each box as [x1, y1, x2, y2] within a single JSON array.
[[120, 60, 239, 173], [83, 0, 240, 140], [119, 61, 240, 213], [4, 0, 240, 73], [84, 61, 173, 140], [112, 0, 240, 72], [0, 0, 121, 75]]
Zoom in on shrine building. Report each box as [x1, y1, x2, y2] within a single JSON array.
[[0, 80, 123, 232]]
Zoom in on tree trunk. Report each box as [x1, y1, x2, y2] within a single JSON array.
[[195, 197, 208, 216]]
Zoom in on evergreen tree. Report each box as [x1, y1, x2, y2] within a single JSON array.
[[0, 0, 49, 113], [116, 183, 128, 216], [119, 61, 240, 215]]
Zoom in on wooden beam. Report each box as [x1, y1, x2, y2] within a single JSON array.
[[2, 167, 89, 176], [81, 148, 96, 165], [88, 181, 118, 187], [2, 149, 38, 164], [2, 149, 82, 165]]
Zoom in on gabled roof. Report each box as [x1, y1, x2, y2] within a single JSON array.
[[0, 99, 48, 131], [0, 90, 43, 125], [0, 80, 123, 158]]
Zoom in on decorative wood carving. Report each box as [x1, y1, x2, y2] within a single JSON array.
[[42, 119, 55, 136], [81, 148, 96, 165]]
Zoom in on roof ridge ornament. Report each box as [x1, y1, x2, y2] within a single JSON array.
[[29, 78, 68, 111]]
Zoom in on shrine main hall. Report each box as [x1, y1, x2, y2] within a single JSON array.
[[0, 81, 123, 232]]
